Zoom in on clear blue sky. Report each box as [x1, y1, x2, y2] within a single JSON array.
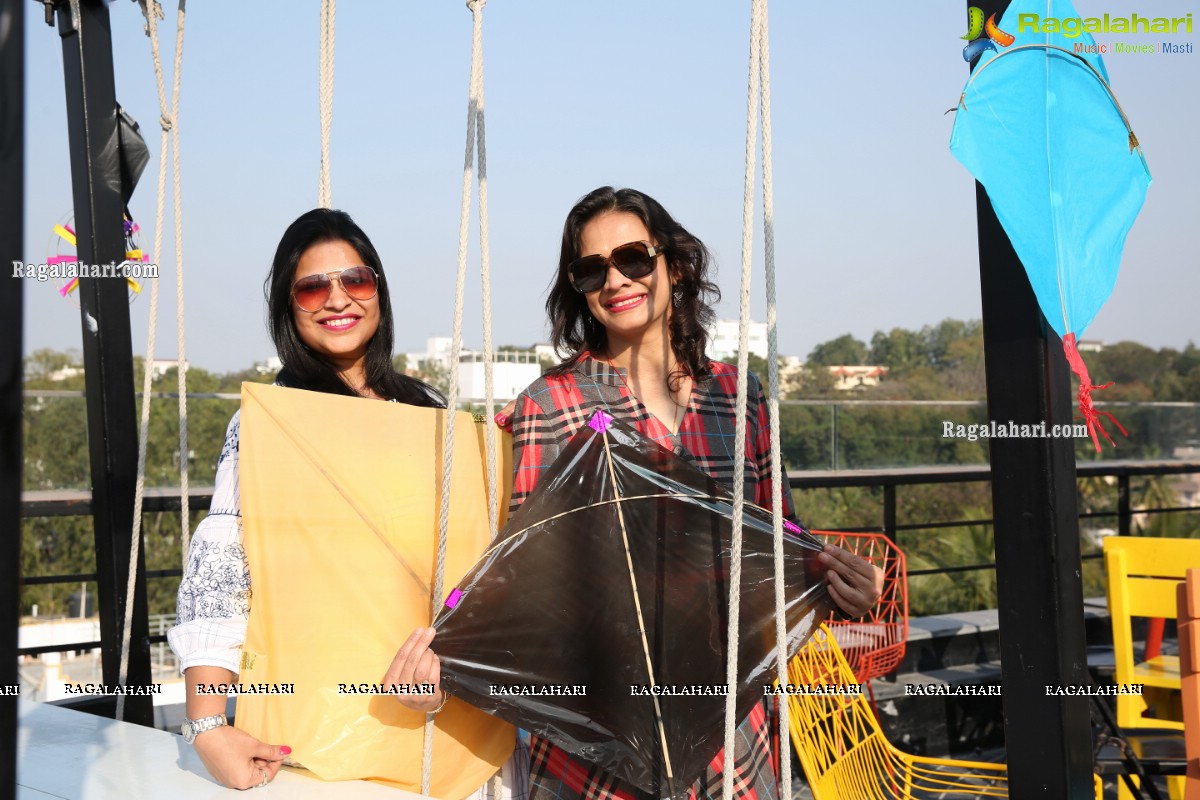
[[19, 1, 1199, 373]]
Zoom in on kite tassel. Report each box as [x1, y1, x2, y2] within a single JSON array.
[[1063, 334, 1127, 452]]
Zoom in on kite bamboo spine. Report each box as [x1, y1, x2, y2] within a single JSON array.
[[600, 429, 676, 789]]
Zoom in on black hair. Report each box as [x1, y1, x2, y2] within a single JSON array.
[[265, 208, 444, 407], [546, 186, 720, 387]]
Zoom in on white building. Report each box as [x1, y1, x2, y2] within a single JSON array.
[[707, 319, 769, 362], [828, 365, 889, 390], [147, 358, 188, 379], [406, 338, 544, 403], [457, 351, 543, 403], [255, 356, 283, 375]]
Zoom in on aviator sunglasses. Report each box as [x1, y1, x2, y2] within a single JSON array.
[[291, 266, 380, 312], [567, 241, 665, 294]]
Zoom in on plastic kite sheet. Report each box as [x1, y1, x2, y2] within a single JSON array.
[[434, 410, 833, 797], [949, 0, 1151, 449], [235, 383, 514, 797]]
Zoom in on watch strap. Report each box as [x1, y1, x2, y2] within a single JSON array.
[[183, 712, 227, 741]]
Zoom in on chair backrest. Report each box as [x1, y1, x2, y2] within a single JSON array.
[[1104, 535, 1200, 730], [787, 625, 893, 796], [1179, 568, 1199, 799], [815, 531, 909, 680]]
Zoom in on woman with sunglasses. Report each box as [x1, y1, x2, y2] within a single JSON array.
[[396, 187, 883, 800], [168, 208, 525, 792]]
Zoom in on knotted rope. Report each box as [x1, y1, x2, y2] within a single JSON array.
[[120, 0, 188, 721], [424, 0, 497, 793]]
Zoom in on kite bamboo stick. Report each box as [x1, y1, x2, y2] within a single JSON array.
[[600, 428, 676, 794]]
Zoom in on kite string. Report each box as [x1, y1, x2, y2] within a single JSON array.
[[723, 0, 765, 797], [600, 429, 676, 790]]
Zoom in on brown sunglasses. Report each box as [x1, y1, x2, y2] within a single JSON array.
[[291, 266, 379, 312], [567, 241, 665, 294]]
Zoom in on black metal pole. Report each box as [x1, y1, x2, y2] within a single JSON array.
[[55, 0, 153, 726], [969, 4, 1095, 791], [1, 0, 25, 791]]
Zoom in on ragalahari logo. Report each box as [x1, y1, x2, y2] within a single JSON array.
[[962, 7, 1015, 61]]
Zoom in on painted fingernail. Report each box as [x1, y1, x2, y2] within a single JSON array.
[[494, 413, 508, 426], [280, 745, 292, 755]]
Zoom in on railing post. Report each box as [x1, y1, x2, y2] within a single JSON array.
[[883, 484, 897, 545], [54, 0, 153, 725], [831, 404, 839, 471], [1, 0, 26, 788], [1117, 473, 1131, 536], [969, 2, 1094, 794]]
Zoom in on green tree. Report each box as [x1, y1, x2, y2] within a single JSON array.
[[807, 334, 868, 367]]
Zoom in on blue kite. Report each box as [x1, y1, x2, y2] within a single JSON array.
[[949, 0, 1152, 449]]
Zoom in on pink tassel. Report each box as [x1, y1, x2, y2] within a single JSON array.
[[1062, 333, 1127, 451]]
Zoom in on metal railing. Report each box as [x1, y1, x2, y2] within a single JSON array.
[[18, 460, 1200, 657]]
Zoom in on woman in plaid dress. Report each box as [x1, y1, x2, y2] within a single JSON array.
[[393, 187, 881, 800]]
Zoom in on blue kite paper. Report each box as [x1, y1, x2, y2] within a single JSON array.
[[949, 0, 1152, 448]]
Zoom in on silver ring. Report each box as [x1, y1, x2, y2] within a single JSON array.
[[257, 767, 269, 788]]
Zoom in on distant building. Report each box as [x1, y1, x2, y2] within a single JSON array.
[[1077, 339, 1105, 353], [457, 350, 542, 403], [404, 337, 456, 372], [707, 319, 769, 362], [147, 358, 188, 379], [828, 365, 889, 390], [255, 356, 283, 375], [47, 365, 83, 382], [533, 343, 561, 365], [405, 338, 543, 402]]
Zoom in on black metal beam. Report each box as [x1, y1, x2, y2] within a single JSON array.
[[969, 1, 1094, 789], [55, 0, 152, 725], [978, 196, 1096, 796], [0, 0, 24, 791], [21, 486, 215, 518]]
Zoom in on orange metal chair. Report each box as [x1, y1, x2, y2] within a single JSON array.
[[815, 531, 909, 701], [1179, 568, 1200, 800], [786, 624, 1009, 798]]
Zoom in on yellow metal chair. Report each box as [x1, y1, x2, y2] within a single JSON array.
[[786, 624, 1009, 798], [1103, 536, 1199, 729], [1104, 535, 1200, 800]]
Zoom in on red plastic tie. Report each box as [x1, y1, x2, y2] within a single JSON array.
[[1062, 333, 1128, 452]]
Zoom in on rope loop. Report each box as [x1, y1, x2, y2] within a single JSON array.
[[465, 0, 486, 11], [135, 0, 165, 28], [158, 113, 174, 131]]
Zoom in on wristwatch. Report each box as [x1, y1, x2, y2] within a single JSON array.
[[181, 713, 228, 744]]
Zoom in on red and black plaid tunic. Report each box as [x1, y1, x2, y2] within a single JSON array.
[[509, 352, 798, 800]]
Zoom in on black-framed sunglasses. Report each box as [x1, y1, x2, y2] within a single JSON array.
[[567, 241, 665, 294], [291, 266, 380, 312]]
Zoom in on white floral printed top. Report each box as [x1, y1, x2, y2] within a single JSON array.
[[167, 411, 250, 673]]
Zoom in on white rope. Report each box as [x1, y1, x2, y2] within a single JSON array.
[[120, 0, 186, 721], [170, 2, 189, 563], [473, 0, 500, 542], [755, 1, 792, 796], [721, 0, 763, 794], [317, 0, 336, 208], [423, 1, 495, 791]]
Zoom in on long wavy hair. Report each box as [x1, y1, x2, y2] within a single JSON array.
[[546, 186, 720, 387], [264, 208, 444, 407]]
